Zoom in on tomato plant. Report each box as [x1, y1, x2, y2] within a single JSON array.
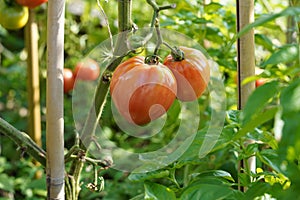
[[163, 46, 210, 101], [16, 0, 47, 8], [110, 56, 177, 125], [74, 59, 100, 81], [0, 1, 28, 30], [63, 68, 75, 93]]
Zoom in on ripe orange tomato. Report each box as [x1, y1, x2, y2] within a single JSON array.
[[164, 46, 210, 101], [63, 68, 75, 93], [74, 59, 100, 81], [110, 56, 177, 125], [16, 0, 47, 9]]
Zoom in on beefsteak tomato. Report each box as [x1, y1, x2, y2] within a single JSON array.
[[0, 1, 28, 30], [164, 46, 210, 101], [110, 56, 177, 125]]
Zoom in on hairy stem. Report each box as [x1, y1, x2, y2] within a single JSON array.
[[0, 117, 46, 166]]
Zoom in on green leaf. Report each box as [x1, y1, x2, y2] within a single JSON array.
[[280, 78, 300, 113], [165, 99, 181, 126], [226, 7, 300, 49], [248, 130, 278, 149], [244, 182, 272, 200], [204, 2, 222, 13], [177, 129, 207, 164], [241, 81, 279, 125], [261, 44, 299, 67], [0, 174, 14, 193], [128, 170, 170, 182], [191, 170, 235, 182], [226, 110, 241, 124], [238, 7, 300, 38], [278, 79, 300, 163], [234, 106, 278, 140], [130, 194, 145, 200], [238, 173, 251, 187], [255, 33, 275, 51], [180, 184, 234, 200], [192, 18, 212, 24], [144, 182, 176, 200], [257, 149, 282, 173]]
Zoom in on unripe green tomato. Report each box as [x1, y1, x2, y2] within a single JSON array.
[[0, 2, 29, 30]]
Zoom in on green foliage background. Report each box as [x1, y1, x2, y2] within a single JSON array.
[[0, 0, 299, 199]]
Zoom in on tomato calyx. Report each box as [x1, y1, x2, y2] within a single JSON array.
[[163, 42, 185, 61], [144, 55, 161, 65], [170, 46, 185, 61]]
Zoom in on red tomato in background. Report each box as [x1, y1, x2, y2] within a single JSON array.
[[74, 59, 100, 81], [16, 0, 48, 8], [63, 68, 75, 93], [164, 46, 210, 102], [255, 79, 266, 87], [110, 56, 177, 125]]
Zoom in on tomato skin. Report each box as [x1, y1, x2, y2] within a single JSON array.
[[164, 46, 210, 102], [110, 56, 177, 125], [16, 0, 47, 8], [74, 59, 100, 81], [0, 2, 28, 30], [63, 68, 75, 93]]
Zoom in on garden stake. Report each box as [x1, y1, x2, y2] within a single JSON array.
[[236, 0, 256, 192], [46, 0, 66, 199]]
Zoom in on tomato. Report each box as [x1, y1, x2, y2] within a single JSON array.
[[0, 1, 28, 30], [74, 59, 100, 81], [63, 68, 75, 93], [255, 79, 266, 87], [16, 0, 47, 8], [164, 46, 210, 102], [110, 56, 177, 125]]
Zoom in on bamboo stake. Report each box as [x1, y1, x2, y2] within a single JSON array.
[[286, 0, 298, 44], [25, 9, 42, 147], [46, 0, 65, 199], [236, 0, 256, 191]]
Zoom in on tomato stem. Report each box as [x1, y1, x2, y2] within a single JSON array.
[[154, 17, 162, 55], [147, 0, 176, 55], [147, 0, 176, 28], [163, 43, 185, 61]]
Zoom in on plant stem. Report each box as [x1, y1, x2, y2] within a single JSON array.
[[146, 0, 176, 27], [67, 1, 133, 199], [0, 117, 46, 166], [146, 0, 177, 56], [118, 0, 132, 32], [169, 168, 180, 188], [154, 18, 162, 55], [183, 165, 190, 187]]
